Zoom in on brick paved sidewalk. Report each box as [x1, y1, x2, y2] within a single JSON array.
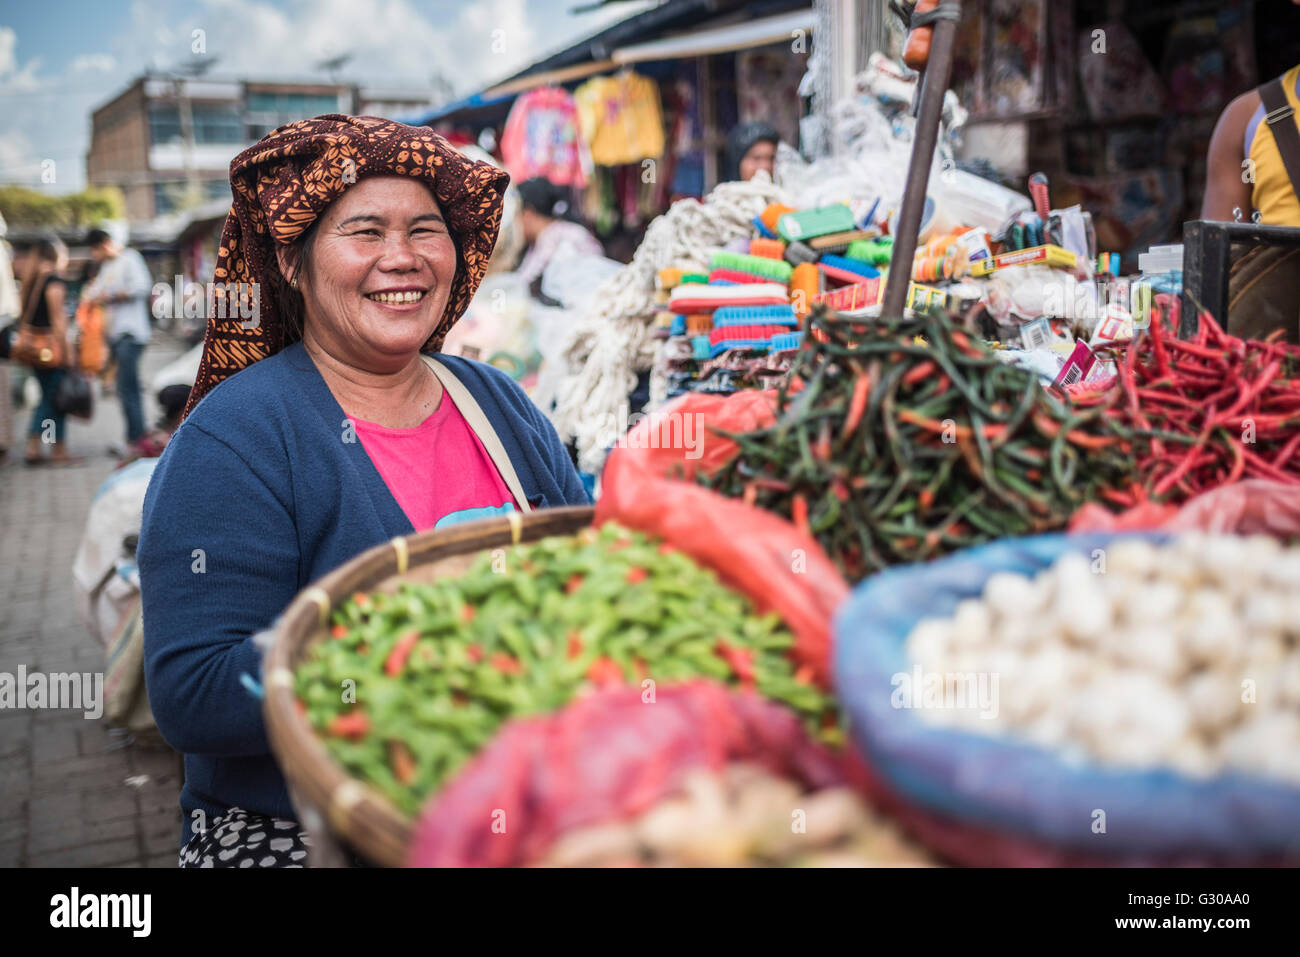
[[1, 336, 187, 867]]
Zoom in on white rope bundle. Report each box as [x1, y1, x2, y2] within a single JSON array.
[[551, 175, 789, 473]]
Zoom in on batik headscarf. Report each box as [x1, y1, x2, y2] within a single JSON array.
[[183, 114, 510, 418]]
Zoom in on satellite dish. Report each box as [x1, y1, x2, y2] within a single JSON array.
[[176, 56, 220, 77], [317, 53, 353, 78]]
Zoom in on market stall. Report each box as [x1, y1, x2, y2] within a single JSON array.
[[254, 7, 1300, 868]]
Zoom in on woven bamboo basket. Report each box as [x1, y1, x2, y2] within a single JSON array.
[[263, 506, 596, 867]]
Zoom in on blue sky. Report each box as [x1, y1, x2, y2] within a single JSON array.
[[0, 0, 656, 194]]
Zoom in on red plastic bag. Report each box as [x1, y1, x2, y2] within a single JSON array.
[[1071, 480, 1300, 536], [595, 391, 849, 688], [407, 681, 845, 867]]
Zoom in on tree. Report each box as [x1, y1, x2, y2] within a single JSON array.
[[0, 185, 126, 227]]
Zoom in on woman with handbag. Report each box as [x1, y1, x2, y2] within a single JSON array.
[[13, 238, 79, 466]]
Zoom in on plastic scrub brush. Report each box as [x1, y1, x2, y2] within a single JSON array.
[[712, 304, 798, 328], [760, 203, 797, 236], [819, 254, 880, 284], [709, 250, 793, 283], [668, 282, 790, 313]]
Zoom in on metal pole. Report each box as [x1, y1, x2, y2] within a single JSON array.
[[880, 2, 962, 318], [173, 76, 201, 206]]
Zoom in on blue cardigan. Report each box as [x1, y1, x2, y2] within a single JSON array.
[[138, 343, 590, 846]]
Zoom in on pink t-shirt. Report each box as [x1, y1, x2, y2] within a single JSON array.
[[349, 391, 518, 532]]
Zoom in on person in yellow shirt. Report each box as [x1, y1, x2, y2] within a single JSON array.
[[1201, 60, 1300, 340], [1203, 64, 1300, 225]]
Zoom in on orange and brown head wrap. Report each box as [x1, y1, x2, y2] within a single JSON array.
[[183, 114, 509, 418]]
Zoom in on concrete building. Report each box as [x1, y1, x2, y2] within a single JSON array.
[[86, 74, 434, 221]]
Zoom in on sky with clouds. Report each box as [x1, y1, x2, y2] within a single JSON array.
[[0, 0, 657, 194]]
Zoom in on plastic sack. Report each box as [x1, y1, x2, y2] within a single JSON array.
[[834, 532, 1300, 860], [75, 300, 108, 375], [73, 458, 159, 650], [407, 680, 845, 867], [595, 391, 849, 687], [1072, 480, 1300, 537]]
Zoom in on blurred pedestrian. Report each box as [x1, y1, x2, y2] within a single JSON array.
[[14, 238, 79, 466], [514, 177, 603, 294], [83, 228, 152, 448], [0, 215, 19, 465]]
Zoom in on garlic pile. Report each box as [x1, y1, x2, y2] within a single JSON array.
[[534, 763, 934, 867], [904, 534, 1300, 784]]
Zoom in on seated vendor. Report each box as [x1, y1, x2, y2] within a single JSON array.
[[724, 121, 779, 183], [138, 115, 590, 868]]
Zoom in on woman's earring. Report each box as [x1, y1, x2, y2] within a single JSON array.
[[290, 275, 299, 291]]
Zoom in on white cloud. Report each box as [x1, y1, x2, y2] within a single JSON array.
[[458, 0, 537, 83], [0, 26, 43, 92], [184, 0, 463, 91], [0, 129, 37, 177], [71, 54, 119, 73]]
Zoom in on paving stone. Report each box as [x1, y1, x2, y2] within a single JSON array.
[[142, 825, 182, 856], [34, 837, 140, 868], [0, 815, 25, 843], [29, 812, 136, 856], [32, 722, 80, 762], [3, 333, 185, 870]]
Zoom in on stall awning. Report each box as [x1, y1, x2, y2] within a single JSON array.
[[410, 90, 516, 125], [482, 59, 618, 100], [611, 9, 814, 64]]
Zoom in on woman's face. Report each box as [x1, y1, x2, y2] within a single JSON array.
[[740, 140, 776, 181], [286, 175, 458, 366]]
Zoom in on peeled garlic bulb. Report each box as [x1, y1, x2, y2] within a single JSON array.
[[902, 535, 1300, 787], [983, 572, 1040, 619]]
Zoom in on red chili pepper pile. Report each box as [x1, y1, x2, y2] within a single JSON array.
[[1081, 309, 1300, 505]]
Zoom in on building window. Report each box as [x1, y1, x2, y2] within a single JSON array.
[[193, 105, 244, 143], [245, 91, 342, 116], [149, 104, 244, 145], [149, 105, 183, 145]]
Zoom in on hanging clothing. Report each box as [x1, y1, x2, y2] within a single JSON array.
[[573, 72, 665, 167], [500, 87, 591, 189]]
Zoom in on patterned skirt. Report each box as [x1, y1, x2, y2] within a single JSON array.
[[178, 807, 311, 868]]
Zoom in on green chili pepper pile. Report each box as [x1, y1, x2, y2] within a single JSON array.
[[296, 522, 839, 816], [698, 307, 1140, 581]]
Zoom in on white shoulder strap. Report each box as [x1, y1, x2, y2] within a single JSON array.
[[420, 355, 533, 513]]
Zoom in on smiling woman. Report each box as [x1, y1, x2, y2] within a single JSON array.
[[135, 115, 590, 868]]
